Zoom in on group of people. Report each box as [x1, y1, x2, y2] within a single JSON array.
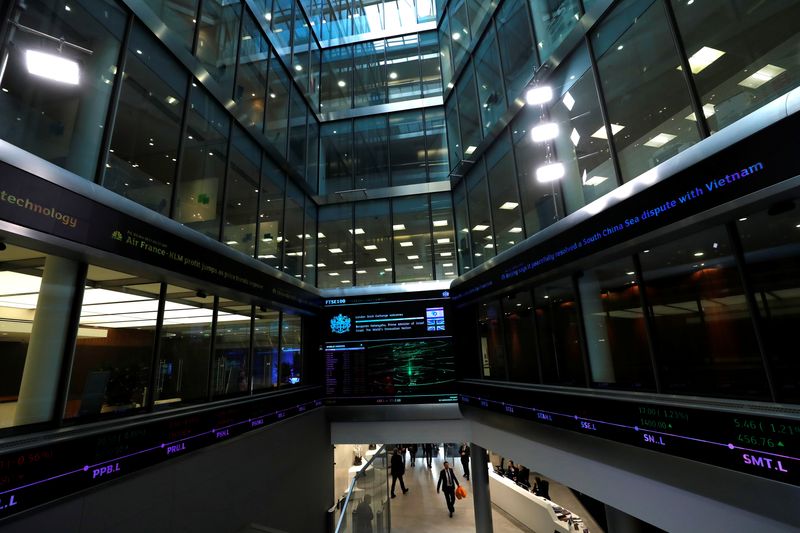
[[498, 458, 550, 499]]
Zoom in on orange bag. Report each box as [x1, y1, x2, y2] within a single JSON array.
[[455, 485, 467, 499]]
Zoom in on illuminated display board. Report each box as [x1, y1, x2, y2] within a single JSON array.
[[460, 381, 800, 487], [322, 292, 457, 404], [0, 389, 322, 522]]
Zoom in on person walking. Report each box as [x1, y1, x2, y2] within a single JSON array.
[[408, 443, 418, 466], [422, 443, 433, 468], [390, 447, 409, 498], [459, 443, 471, 480], [354, 494, 374, 533], [436, 461, 460, 517]]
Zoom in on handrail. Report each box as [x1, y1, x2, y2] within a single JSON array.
[[334, 445, 386, 533]]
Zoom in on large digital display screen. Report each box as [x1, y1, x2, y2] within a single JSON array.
[[322, 293, 456, 404], [460, 381, 800, 487]]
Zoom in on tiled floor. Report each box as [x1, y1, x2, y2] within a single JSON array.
[[388, 451, 533, 533]]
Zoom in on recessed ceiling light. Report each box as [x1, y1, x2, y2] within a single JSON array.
[[443, 263, 453, 267], [474, 253, 482, 257], [536, 162, 565, 183], [445, 271, 454, 276], [329, 248, 343, 253], [626, 271, 635, 275], [693, 252, 704, 257], [400, 241, 413, 247], [437, 238, 450, 244], [375, 257, 388, 262], [259, 254, 277, 259], [389, 72, 398, 79], [509, 227, 523, 233], [349, 228, 365, 234], [472, 224, 489, 231], [413, 265, 423, 269], [499, 202, 518, 210], [318, 232, 326, 238], [591, 123, 625, 139], [408, 255, 419, 260], [484, 243, 493, 249], [464, 146, 477, 155], [393, 224, 406, 231], [225, 240, 238, 245], [340, 280, 351, 284], [328, 272, 340, 276], [433, 220, 448, 227], [440, 252, 452, 257], [294, 64, 303, 71], [738, 217, 747, 222], [685, 103, 716, 121], [681, 46, 725, 74], [738, 64, 786, 89], [384, 267, 392, 272], [364, 244, 378, 250], [644, 133, 677, 148], [344, 260, 354, 265], [338, 80, 346, 87], [356, 270, 367, 274]]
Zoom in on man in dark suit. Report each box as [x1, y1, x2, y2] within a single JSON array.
[[533, 476, 550, 499], [422, 443, 434, 468], [390, 447, 408, 498], [436, 461, 460, 517]]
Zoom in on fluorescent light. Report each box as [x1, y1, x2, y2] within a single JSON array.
[[437, 238, 450, 244], [499, 202, 518, 210], [413, 265, 424, 270], [536, 162, 565, 182], [694, 252, 704, 257], [375, 257, 388, 262], [685, 103, 716, 121], [644, 133, 677, 148], [294, 64, 303, 71], [484, 243, 493, 249], [225, 240, 238, 245], [364, 244, 378, 250], [443, 263, 453, 267], [356, 270, 367, 274], [433, 220, 448, 227], [349, 228, 365, 234], [570, 128, 580, 146], [509, 227, 523, 233], [445, 272, 454, 276], [440, 252, 452, 257], [451, 32, 460, 41], [683, 46, 725, 74], [318, 232, 326, 238], [738, 64, 786, 89], [591, 123, 624, 139], [25, 50, 79, 85], [338, 80, 346, 87], [328, 272, 340, 276], [393, 224, 406, 231], [530, 123, 559, 142], [399, 241, 413, 247], [317, 263, 326, 267], [384, 268, 393, 272], [329, 248, 343, 253], [166, 96, 178, 105], [389, 72, 398, 79], [408, 255, 419, 260], [562, 91, 575, 111], [464, 146, 477, 155], [341, 280, 351, 284], [344, 260, 354, 265], [525, 86, 553, 105], [472, 224, 489, 231]]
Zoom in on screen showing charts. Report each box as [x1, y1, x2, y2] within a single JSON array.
[[322, 293, 456, 404]]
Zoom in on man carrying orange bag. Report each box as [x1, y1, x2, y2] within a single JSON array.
[[436, 461, 461, 517]]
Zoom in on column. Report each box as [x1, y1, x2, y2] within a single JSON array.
[[14, 255, 80, 426], [470, 443, 493, 533]]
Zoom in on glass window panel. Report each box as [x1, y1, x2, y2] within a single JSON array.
[[353, 0, 383, 35], [453, 181, 472, 273], [431, 192, 456, 280], [271, 0, 294, 60], [467, 162, 494, 265], [306, 118, 320, 192], [309, 38, 321, 110], [502, 292, 540, 384], [386, 34, 422, 103], [534, 277, 585, 387], [155, 286, 215, 407], [466, 0, 492, 37], [284, 181, 305, 278], [529, 0, 580, 61], [593, 0, 700, 182], [393, 196, 432, 282], [252, 306, 280, 390], [235, 12, 269, 133], [266, 51, 290, 155], [319, 121, 353, 195], [456, 65, 482, 159], [257, 156, 285, 269], [578, 257, 655, 391], [640, 226, 768, 399], [288, 86, 308, 173], [104, 23, 185, 216], [141, 0, 199, 51], [291, 4, 311, 93], [737, 198, 800, 402], [304, 198, 318, 285], [212, 300, 252, 399], [196, 0, 241, 96], [511, 104, 563, 236], [449, 0, 471, 72], [389, 111, 426, 186], [419, 31, 441, 98], [354, 40, 386, 107], [424, 107, 448, 182], [175, 85, 230, 240], [280, 313, 302, 385], [318, 203, 354, 287], [0, 0, 125, 179], [496, 0, 537, 103], [355, 200, 392, 286], [474, 28, 507, 137], [445, 92, 462, 169], [67, 269, 158, 420], [323, 0, 353, 42], [223, 127, 260, 258], [546, 47, 618, 214], [479, 301, 507, 380], [438, 13, 454, 92], [384, 0, 417, 32], [417, 0, 436, 23], [321, 45, 353, 112], [486, 133, 522, 256], [354, 115, 389, 189], [672, 0, 800, 133]]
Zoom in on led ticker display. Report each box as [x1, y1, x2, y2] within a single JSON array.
[[460, 381, 800, 487], [323, 294, 456, 404]]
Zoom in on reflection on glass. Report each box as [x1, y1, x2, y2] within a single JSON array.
[[354, 40, 387, 107], [104, 22, 185, 215], [175, 85, 230, 240], [355, 116, 389, 189], [453, 182, 471, 273], [307, 118, 320, 192], [578, 257, 654, 390], [535, 277, 585, 387], [266, 51, 290, 155], [212, 300, 252, 399], [257, 156, 285, 270], [288, 87, 308, 174], [479, 301, 506, 380], [424, 108, 448, 182], [671, 0, 800, 133], [431, 192, 456, 280], [445, 94, 462, 169], [236, 12, 268, 133], [474, 27, 507, 136], [419, 31, 442, 98], [466, 0, 492, 36], [291, 2, 311, 94], [449, 0, 470, 72], [529, 0, 580, 61], [497, 0, 537, 103], [0, 0, 125, 179], [456, 65, 482, 159], [271, 0, 293, 60], [318, 203, 354, 287], [438, 12, 454, 91], [304, 198, 318, 284], [393, 196, 432, 282], [320, 122, 353, 194], [280, 314, 303, 385], [486, 132, 523, 256], [384, 0, 417, 32], [386, 34, 421, 103], [196, 0, 241, 96], [502, 292, 540, 384], [252, 306, 280, 390], [321, 45, 353, 112], [223, 127, 260, 257], [593, 0, 700, 182], [467, 162, 494, 266], [155, 286, 216, 407], [284, 182, 306, 278], [640, 226, 768, 399], [389, 111, 426, 186], [142, 0, 199, 51], [355, 200, 392, 285], [737, 199, 800, 402]]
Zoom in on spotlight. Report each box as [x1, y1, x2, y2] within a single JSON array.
[[525, 86, 553, 105], [536, 162, 566, 182]]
